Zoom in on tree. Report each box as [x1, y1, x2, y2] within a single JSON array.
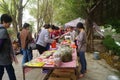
[[102, 0, 120, 33], [84, 0, 103, 52], [0, 0, 18, 33], [14, 0, 30, 31], [53, 0, 103, 52], [28, 0, 54, 32], [53, 0, 81, 25], [0, 0, 30, 33]]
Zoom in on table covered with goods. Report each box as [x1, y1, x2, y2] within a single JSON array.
[[22, 40, 78, 80]]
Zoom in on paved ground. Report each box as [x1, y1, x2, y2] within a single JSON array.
[[2, 50, 120, 80]]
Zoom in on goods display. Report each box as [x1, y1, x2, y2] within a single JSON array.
[[61, 40, 71, 45], [24, 42, 74, 67], [42, 59, 54, 65], [24, 61, 45, 67], [22, 40, 77, 80], [24, 50, 56, 67], [57, 45, 73, 62], [54, 57, 61, 67], [53, 49, 61, 67], [51, 40, 56, 48], [40, 50, 56, 59]]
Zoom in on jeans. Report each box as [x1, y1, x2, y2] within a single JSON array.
[[22, 49, 33, 65], [0, 64, 16, 80], [79, 51, 87, 74], [46, 43, 50, 50]]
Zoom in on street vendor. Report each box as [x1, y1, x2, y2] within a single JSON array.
[[36, 24, 56, 55], [60, 26, 76, 42], [36, 24, 57, 73]]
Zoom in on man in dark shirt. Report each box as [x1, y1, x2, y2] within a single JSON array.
[[0, 40, 2, 48], [0, 14, 17, 80]]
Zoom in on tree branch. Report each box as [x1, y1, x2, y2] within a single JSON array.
[[13, 0, 19, 9], [89, 0, 102, 14], [23, 0, 30, 8]]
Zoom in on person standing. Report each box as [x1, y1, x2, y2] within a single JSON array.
[[36, 24, 56, 54], [60, 26, 76, 42], [76, 22, 87, 78], [36, 24, 56, 73], [20, 23, 33, 65], [0, 14, 17, 80]]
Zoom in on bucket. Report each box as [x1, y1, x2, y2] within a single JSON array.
[[51, 40, 56, 48], [93, 52, 100, 60]]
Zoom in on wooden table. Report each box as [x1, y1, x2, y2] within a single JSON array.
[[22, 48, 78, 80]]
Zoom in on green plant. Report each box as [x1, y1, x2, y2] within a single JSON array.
[[103, 25, 116, 37], [7, 28, 17, 41], [103, 35, 120, 56]]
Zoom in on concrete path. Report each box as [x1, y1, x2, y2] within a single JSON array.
[[80, 53, 120, 80], [2, 50, 120, 80]]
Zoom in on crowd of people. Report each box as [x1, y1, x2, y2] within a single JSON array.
[[0, 13, 87, 80]]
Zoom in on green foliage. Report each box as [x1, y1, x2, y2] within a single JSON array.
[[7, 28, 17, 41], [105, 20, 120, 33], [0, 0, 10, 14], [103, 35, 120, 56], [28, 0, 54, 28], [29, 21, 35, 33], [103, 25, 116, 37], [53, 0, 87, 25]]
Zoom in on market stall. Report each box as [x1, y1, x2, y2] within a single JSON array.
[[64, 17, 85, 28], [22, 41, 78, 80]]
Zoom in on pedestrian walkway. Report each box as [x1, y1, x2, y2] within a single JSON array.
[[80, 53, 120, 80], [2, 50, 120, 80]]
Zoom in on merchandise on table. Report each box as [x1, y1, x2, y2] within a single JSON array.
[[40, 50, 57, 59], [53, 50, 61, 67], [24, 43, 75, 67], [55, 45, 73, 62], [24, 61, 45, 67], [51, 40, 57, 48], [42, 59, 54, 65], [54, 57, 61, 67]]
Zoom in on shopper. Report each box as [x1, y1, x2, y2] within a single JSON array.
[[76, 22, 87, 78], [0, 14, 17, 80], [20, 23, 33, 65]]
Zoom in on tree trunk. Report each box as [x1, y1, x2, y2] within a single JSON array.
[[86, 16, 94, 52], [12, 19, 18, 34], [18, 0, 23, 31]]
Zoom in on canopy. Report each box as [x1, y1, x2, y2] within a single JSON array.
[[64, 18, 104, 37], [64, 17, 85, 28]]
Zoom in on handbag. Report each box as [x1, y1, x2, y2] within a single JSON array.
[[28, 42, 36, 50]]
